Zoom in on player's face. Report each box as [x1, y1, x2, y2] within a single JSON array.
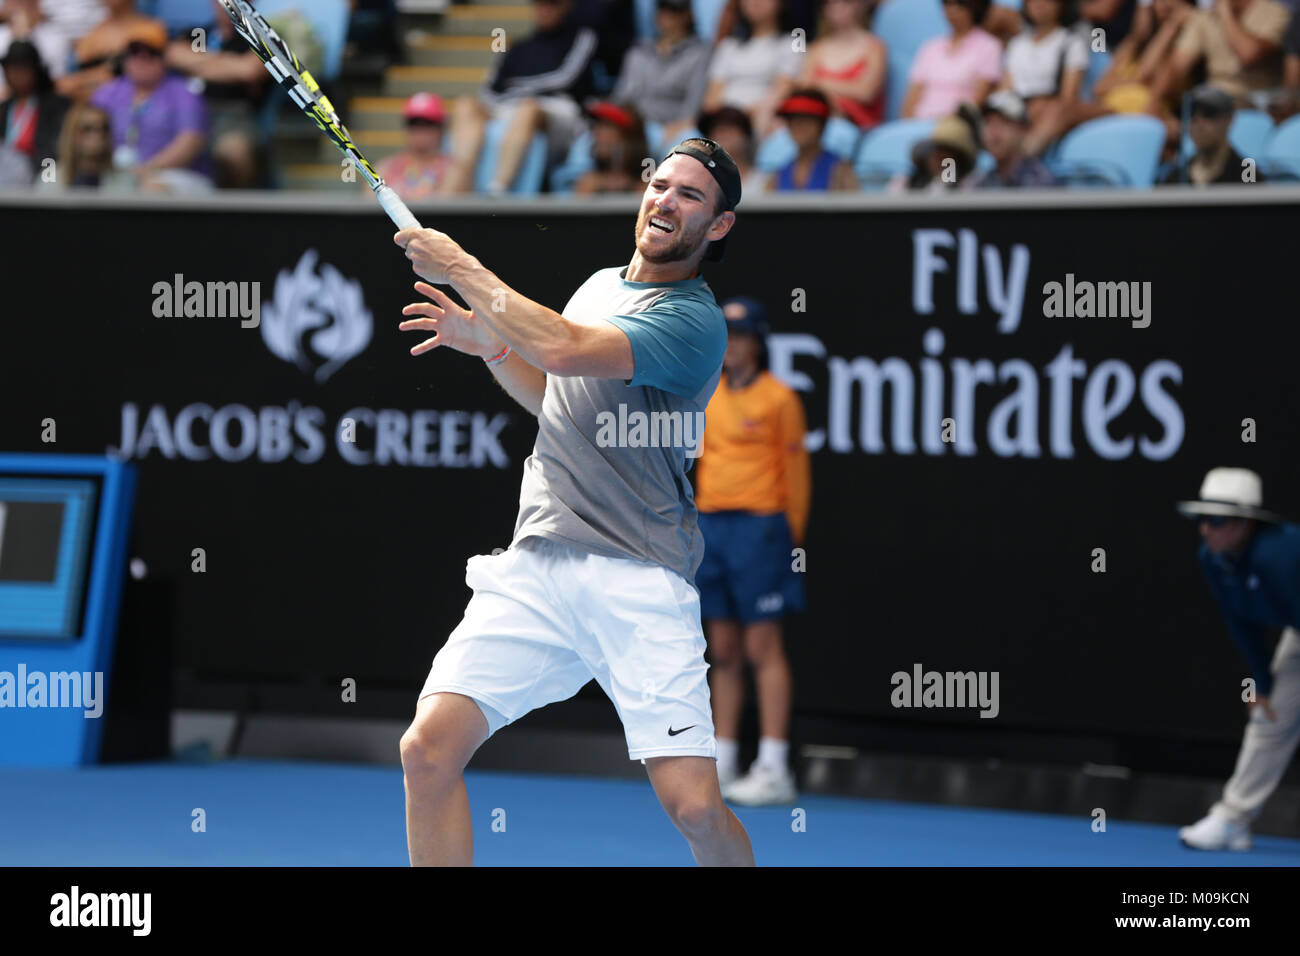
[[635, 154, 726, 263], [1200, 517, 1253, 555]]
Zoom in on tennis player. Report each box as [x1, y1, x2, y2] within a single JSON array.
[[393, 138, 755, 866]]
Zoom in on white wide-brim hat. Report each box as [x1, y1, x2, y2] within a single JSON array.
[[1176, 467, 1282, 523]]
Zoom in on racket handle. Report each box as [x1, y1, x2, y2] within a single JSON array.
[[376, 184, 421, 230]]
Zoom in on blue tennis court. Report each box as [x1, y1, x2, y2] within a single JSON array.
[[3, 759, 1298, 866]]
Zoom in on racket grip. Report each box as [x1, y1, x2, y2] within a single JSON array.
[[376, 184, 421, 230]]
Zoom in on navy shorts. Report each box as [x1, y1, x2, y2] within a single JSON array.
[[695, 510, 805, 624]]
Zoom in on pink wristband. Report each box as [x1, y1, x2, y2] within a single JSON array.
[[484, 344, 510, 366]]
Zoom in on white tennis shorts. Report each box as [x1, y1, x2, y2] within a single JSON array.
[[420, 536, 716, 761]]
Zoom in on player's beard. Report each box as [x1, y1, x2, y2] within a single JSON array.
[[634, 206, 710, 263]]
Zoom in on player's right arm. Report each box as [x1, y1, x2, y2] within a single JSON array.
[[400, 281, 547, 417]]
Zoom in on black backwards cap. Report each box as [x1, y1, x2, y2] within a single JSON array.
[[662, 137, 741, 262]]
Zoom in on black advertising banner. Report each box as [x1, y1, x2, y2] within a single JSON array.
[[1, 195, 1296, 745]]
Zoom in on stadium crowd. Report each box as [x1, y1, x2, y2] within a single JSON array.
[[2, 0, 1300, 194]]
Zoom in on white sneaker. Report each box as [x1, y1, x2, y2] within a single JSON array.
[[1178, 811, 1252, 851], [722, 765, 798, 806], [716, 764, 740, 789]]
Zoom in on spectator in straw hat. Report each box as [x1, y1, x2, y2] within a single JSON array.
[[1175, 467, 1300, 851], [893, 106, 979, 192]]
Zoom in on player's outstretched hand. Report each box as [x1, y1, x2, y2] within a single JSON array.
[[400, 281, 505, 360]]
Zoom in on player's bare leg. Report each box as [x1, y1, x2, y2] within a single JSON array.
[[492, 97, 543, 191], [705, 618, 744, 739], [446, 95, 489, 194], [399, 691, 491, 866], [744, 620, 791, 740], [645, 755, 754, 865]]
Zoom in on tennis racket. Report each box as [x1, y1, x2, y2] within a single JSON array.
[[217, 0, 421, 230]]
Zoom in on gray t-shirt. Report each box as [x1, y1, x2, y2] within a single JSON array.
[[511, 265, 727, 582]]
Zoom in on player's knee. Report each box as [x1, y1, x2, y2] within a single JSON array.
[[399, 718, 461, 782], [666, 794, 728, 839]]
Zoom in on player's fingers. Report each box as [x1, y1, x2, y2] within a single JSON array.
[[409, 335, 440, 356], [421, 283, 470, 316], [394, 228, 420, 248], [401, 302, 444, 318], [398, 318, 439, 332]]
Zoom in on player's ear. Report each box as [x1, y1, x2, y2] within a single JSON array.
[[709, 210, 735, 242]]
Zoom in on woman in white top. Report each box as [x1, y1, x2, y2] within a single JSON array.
[[702, 0, 802, 138], [1000, 0, 1090, 154]]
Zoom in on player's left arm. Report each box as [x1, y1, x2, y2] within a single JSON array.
[[396, 228, 634, 378]]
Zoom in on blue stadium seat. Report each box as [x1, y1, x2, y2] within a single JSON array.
[[550, 129, 595, 193], [873, 0, 948, 122], [636, 0, 722, 41], [1083, 49, 1111, 99], [634, 0, 656, 40], [255, 0, 349, 81], [1052, 114, 1165, 187], [853, 117, 935, 189], [645, 122, 702, 155], [1262, 114, 1300, 179], [444, 119, 549, 195], [154, 0, 212, 34], [754, 116, 862, 172], [693, 0, 728, 41], [1180, 109, 1274, 161]]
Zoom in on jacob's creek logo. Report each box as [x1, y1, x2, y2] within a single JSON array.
[[114, 250, 510, 468], [261, 249, 371, 384]]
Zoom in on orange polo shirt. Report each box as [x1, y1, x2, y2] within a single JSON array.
[[694, 370, 811, 545]]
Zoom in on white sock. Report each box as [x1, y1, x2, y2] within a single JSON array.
[[715, 737, 739, 776], [756, 737, 788, 774]]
